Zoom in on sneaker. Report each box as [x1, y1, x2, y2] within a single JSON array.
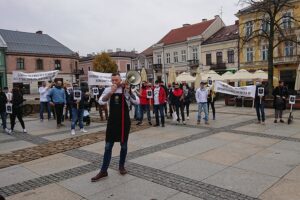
[[80, 128, 88, 133], [261, 121, 266, 125], [183, 121, 186, 125], [213, 116, 216, 120], [136, 121, 142, 126], [197, 120, 200, 125], [187, 116, 190, 120], [148, 121, 152, 126], [71, 129, 76, 135], [256, 121, 261, 124], [8, 129, 13, 134], [4, 128, 10, 134], [91, 171, 108, 182], [205, 121, 209, 125], [274, 120, 277, 123], [280, 119, 284, 123], [56, 124, 61, 129], [40, 119, 43, 122], [162, 124, 165, 127], [23, 129, 27, 133], [153, 124, 160, 127]]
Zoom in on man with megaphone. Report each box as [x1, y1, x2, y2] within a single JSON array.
[[91, 72, 138, 182]]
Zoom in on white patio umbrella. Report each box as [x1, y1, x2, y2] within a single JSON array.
[[231, 69, 255, 81], [176, 72, 196, 83], [168, 66, 176, 84], [253, 70, 280, 86], [194, 67, 202, 89], [201, 70, 222, 81], [140, 67, 147, 82], [295, 64, 300, 90], [220, 71, 234, 82]]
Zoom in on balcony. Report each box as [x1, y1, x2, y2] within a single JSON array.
[[209, 63, 227, 71], [152, 63, 162, 70], [188, 59, 199, 67], [274, 55, 300, 65]]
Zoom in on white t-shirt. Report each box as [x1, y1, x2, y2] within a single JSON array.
[[153, 87, 160, 105], [5, 92, 12, 102], [39, 86, 49, 102]]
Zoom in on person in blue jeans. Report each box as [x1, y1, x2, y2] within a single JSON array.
[[255, 80, 267, 125], [70, 86, 88, 135], [195, 81, 209, 125], [39, 81, 51, 122], [153, 80, 166, 127]]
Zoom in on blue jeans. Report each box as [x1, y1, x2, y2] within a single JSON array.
[[134, 104, 141, 120], [40, 102, 51, 120], [71, 108, 84, 129], [0, 112, 7, 129], [154, 104, 165, 125], [101, 140, 128, 172], [197, 102, 208, 122], [139, 104, 151, 122], [255, 102, 265, 122]]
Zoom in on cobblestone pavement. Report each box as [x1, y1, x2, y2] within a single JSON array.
[[0, 102, 300, 200]]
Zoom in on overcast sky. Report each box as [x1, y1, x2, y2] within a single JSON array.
[[0, 0, 245, 56]]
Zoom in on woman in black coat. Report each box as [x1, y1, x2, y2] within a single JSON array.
[[9, 88, 26, 133], [272, 81, 289, 123]]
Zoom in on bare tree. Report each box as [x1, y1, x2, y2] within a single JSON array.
[[238, 0, 300, 94]]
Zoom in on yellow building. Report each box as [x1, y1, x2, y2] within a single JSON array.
[[236, 0, 300, 89]]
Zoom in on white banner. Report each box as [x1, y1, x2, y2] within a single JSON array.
[[88, 71, 126, 86], [12, 70, 59, 83], [214, 81, 256, 98]]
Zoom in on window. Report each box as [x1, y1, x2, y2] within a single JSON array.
[[246, 47, 254, 62], [227, 50, 234, 63], [173, 52, 178, 63], [261, 18, 270, 33], [206, 54, 212, 65], [16, 58, 25, 70], [283, 12, 292, 29], [36, 59, 43, 70], [192, 47, 198, 60], [216, 52, 223, 64], [54, 60, 61, 70], [88, 67, 91, 71], [181, 50, 186, 62], [127, 64, 131, 71], [166, 53, 171, 64], [157, 55, 162, 64], [245, 21, 253, 37], [261, 45, 268, 61], [285, 41, 294, 56]]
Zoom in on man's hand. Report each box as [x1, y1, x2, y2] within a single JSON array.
[[110, 84, 118, 94], [49, 102, 54, 107]]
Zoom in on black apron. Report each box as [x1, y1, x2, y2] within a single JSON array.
[[106, 92, 131, 143]]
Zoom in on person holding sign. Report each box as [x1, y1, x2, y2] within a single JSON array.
[[0, 88, 10, 134], [153, 80, 166, 127], [39, 81, 51, 122], [98, 86, 108, 121], [272, 81, 289, 123], [70, 86, 88, 135], [91, 73, 137, 182], [254, 80, 267, 124]]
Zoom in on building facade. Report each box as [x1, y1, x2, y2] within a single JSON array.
[[0, 35, 7, 88], [201, 22, 239, 74], [79, 50, 138, 81], [236, 1, 300, 89], [152, 16, 225, 82], [0, 29, 79, 94], [132, 46, 154, 83]]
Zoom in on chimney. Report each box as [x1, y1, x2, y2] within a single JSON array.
[[36, 30, 43, 34], [202, 19, 207, 22], [235, 20, 239, 25], [214, 15, 220, 19], [182, 23, 191, 27]]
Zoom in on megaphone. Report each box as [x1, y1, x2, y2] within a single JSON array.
[[126, 71, 141, 86]]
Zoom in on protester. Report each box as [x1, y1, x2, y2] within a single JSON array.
[[196, 81, 209, 125], [167, 83, 174, 118], [132, 85, 141, 121], [254, 80, 267, 124], [89, 86, 99, 111], [91, 73, 137, 182], [160, 81, 168, 117], [272, 80, 288, 123], [98, 85, 108, 121], [3, 87, 12, 102], [172, 83, 185, 124], [38, 81, 51, 122], [182, 83, 192, 120], [153, 80, 166, 127], [9, 87, 26, 134], [207, 84, 216, 120], [70, 86, 88, 135], [136, 81, 152, 125], [64, 83, 72, 121], [0, 88, 9, 133], [47, 81, 66, 128]]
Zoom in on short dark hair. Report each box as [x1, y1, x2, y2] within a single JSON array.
[[111, 72, 120, 77], [3, 87, 8, 90], [155, 80, 159, 84], [279, 80, 284, 84]]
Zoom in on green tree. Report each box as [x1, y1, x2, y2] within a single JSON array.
[[238, 0, 300, 94], [93, 52, 118, 73]]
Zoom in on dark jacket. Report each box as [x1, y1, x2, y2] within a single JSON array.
[[0, 92, 7, 113], [183, 88, 193, 104], [11, 91, 25, 110], [272, 86, 289, 110], [70, 91, 89, 109], [255, 84, 268, 103]]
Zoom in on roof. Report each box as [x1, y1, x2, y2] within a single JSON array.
[[202, 24, 239, 45], [141, 46, 153, 57], [108, 51, 138, 59], [157, 18, 216, 45], [0, 29, 75, 56]]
